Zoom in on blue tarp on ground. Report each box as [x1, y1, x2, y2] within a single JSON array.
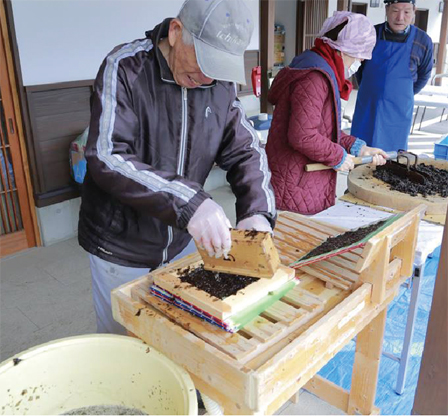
[[317, 246, 441, 415]]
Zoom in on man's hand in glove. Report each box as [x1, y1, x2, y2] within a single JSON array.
[[187, 198, 232, 258]]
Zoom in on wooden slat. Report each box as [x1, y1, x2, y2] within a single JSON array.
[[263, 301, 306, 325], [310, 260, 359, 282], [239, 316, 282, 342], [359, 237, 391, 304], [277, 215, 329, 241], [385, 258, 403, 291], [304, 373, 381, 415], [304, 375, 349, 413], [390, 214, 420, 279], [323, 254, 359, 271], [274, 226, 317, 248], [300, 266, 352, 291], [311, 218, 347, 234], [289, 390, 300, 404], [339, 251, 363, 263], [274, 231, 314, 257], [282, 286, 325, 312], [282, 213, 342, 236], [189, 373, 255, 415], [275, 221, 318, 247]]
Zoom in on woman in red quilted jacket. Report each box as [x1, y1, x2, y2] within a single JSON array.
[[266, 12, 388, 215]]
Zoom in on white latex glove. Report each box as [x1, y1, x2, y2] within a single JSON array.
[[187, 199, 232, 258], [236, 215, 273, 234], [359, 145, 388, 166], [335, 154, 355, 172]]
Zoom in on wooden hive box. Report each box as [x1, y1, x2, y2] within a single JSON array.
[[348, 159, 448, 215], [151, 258, 295, 322], [198, 229, 281, 278], [112, 205, 425, 415]]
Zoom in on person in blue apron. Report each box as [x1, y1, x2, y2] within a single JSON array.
[[351, 0, 433, 152]]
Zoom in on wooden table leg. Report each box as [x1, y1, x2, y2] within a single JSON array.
[[289, 390, 300, 404], [348, 309, 387, 415]]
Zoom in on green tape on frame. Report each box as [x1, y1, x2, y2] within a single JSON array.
[[230, 279, 298, 331]]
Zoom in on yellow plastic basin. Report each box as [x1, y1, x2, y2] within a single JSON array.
[[0, 334, 197, 415]]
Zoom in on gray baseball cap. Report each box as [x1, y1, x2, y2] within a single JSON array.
[[178, 0, 254, 85]]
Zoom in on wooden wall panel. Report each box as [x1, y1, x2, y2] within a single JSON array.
[[25, 80, 93, 207]]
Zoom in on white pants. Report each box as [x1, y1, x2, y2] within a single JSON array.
[[89, 239, 197, 335]]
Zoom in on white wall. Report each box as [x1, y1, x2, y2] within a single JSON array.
[[328, 0, 338, 16], [11, 0, 260, 86]]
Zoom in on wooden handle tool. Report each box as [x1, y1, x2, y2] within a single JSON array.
[[305, 151, 398, 172]]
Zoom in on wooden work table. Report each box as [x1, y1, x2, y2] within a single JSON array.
[[112, 206, 424, 415]]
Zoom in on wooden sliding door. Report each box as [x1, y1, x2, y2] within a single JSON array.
[[0, 0, 39, 257]]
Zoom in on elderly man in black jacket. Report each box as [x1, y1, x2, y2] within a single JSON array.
[[78, 0, 276, 334]]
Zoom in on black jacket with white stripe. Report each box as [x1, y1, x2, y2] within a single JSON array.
[[78, 19, 276, 268]]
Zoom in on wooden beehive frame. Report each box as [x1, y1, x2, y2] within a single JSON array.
[[198, 229, 281, 278], [112, 204, 425, 415], [151, 257, 295, 320]]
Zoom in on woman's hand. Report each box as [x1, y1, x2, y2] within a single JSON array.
[[359, 146, 388, 166], [335, 154, 356, 172]]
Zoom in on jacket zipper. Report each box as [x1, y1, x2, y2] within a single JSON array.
[[178, 87, 188, 176], [162, 87, 188, 265]]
